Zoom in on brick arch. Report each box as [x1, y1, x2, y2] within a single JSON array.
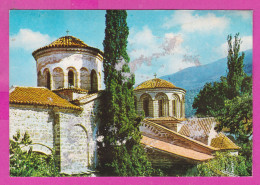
[[67, 67, 77, 88], [155, 92, 169, 117], [43, 68, 51, 90], [53, 67, 64, 89], [140, 93, 153, 117], [80, 67, 89, 90]]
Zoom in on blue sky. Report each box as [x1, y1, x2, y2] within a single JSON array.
[[9, 10, 252, 87]]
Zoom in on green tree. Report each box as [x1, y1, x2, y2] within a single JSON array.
[[226, 33, 246, 99], [186, 152, 249, 176], [97, 10, 153, 176], [10, 131, 59, 177], [192, 76, 228, 117]]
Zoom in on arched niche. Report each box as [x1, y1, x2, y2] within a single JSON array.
[[43, 68, 51, 90], [80, 67, 89, 90], [53, 67, 64, 89], [140, 93, 153, 117], [91, 69, 98, 92], [172, 94, 181, 118], [155, 92, 169, 117]]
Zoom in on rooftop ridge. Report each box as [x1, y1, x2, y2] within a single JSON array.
[[143, 119, 219, 151]]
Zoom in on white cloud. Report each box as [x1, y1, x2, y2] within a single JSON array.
[[163, 11, 229, 33], [10, 29, 53, 51], [128, 26, 187, 73], [128, 26, 199, 84], [218, 35, 252, 58]]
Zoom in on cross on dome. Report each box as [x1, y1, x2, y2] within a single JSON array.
[[66, 30, 69, 35]]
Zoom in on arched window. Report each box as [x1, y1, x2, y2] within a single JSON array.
[[91, 70, 98, 92], [46, 71, 51, 89], [143, 97, 149, 117], [68, 70, 74, 87], [43, 69, 51, 90], [155, 93, 169, 117], [140, 93, 153, 117]]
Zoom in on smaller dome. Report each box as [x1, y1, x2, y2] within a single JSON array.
[[135, 78, 177, 90]]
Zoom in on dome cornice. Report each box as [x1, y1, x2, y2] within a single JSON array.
[[134, 78, 185, 91], [32, 36, 103, 60]]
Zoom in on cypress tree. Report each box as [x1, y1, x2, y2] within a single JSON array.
[[226, 33, 246, 99], [98, 10, 153, 176]]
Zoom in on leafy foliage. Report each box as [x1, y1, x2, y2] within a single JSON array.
[[226, 33, 246, 99], [10, 131, 59, 177], [98, 10, 154, 176], [192, 33, 252, 175], [186, 152, 249, 176], [193, 77, 228, 117], [215, 94, 252, 142]]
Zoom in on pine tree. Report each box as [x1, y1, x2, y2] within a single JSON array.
[[226, 33, 246, 99], [97, 10, 153, 176]]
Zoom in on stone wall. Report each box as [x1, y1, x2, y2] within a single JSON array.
[[10, 95, 101, 175], [55, 97, 100, 174], [9, 105, 54, 155], [36, 51, 102, 91]]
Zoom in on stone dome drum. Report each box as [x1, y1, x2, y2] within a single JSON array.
[[32, 36, 103, 91], [134, 78, 186, 119]]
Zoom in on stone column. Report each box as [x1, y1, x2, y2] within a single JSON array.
[[153, 100, 158, 118], [169, 100, 173, 117], [76, 70, 80, 88]]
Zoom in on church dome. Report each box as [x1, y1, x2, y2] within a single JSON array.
[[32, 35, 103, 59], [135, 78, 179, 90]]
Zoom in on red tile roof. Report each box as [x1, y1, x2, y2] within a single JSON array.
[[10, 87, 82, 111], [135, 78, 185, 91], [210, 132, 240, 150], [141, 135, 214, 162], [179, 117, 216, 139], [142, 119, 218, 151]]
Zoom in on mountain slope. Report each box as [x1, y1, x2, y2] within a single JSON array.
[[160, 49, 252, 117], [161, 49, 252, 90]]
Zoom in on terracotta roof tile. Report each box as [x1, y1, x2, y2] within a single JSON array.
[[10, 87, 82, 111], [135, 78, 185, 91], [143, 119, 218, 151], [179, 117, 216, 139], [210, 133, 240, 150], [52, 87, 89, 94], [141, 135, 214, 161]]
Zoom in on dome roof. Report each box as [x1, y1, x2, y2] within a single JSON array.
[[135, 78, 181, 90], [32, 35, 103, 58]]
